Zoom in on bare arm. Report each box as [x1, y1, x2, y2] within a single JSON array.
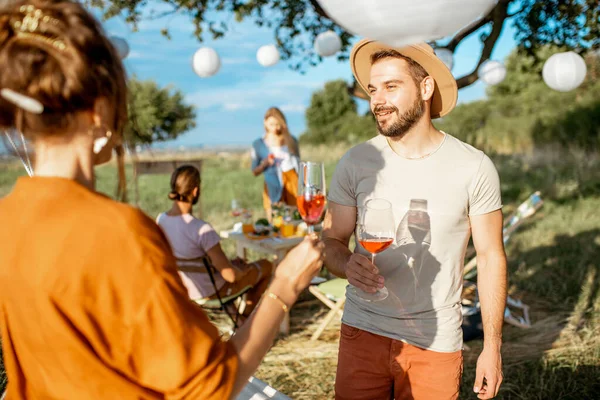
[[229, 237, 324, 397], [252, 157, 274, 176], [471, 209, 507, 399], [206, 243, 246, 283], [321, 201, 383, 293], [321, 201, 355, 278], [472, 209, 506, 350]]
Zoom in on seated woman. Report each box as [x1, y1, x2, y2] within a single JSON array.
[[157, 165, 272, 322]]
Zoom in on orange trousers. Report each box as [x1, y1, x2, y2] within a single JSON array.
[[335, 324, 463, 400], [262, 169, 298, 218]]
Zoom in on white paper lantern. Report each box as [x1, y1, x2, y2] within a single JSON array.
[[257, 44, 280, 67], [314, 30, 342, 57], [478, 60, 506, 85], [192, 47, 221, 78], [435, 48, 454, 70], [542, 51, 587, 92], [315, 0, 496, 47], [110, 36, 129, 60]]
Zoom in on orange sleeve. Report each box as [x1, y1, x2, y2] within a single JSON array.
[[125, 265, 239, 400]]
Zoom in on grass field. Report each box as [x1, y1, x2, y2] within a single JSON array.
[[1, 144, 599, 399]]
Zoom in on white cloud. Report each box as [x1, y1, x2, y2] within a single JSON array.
[[127, 50, 143, 59], [185, 73, 326, 112], [137, 18, 196, 34], [223, 102, 256, 111], [127, 50, 152, 60], [279, 104, 306, 113]]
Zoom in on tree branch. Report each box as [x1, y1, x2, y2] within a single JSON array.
[[447, 16, 492, 52], [455, 0, 510, 89], [147, 5, 183, 20], [308, 0, 330, 20], [348, 78, 368, 101]]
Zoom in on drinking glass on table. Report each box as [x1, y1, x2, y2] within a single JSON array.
[[350, 198, 394, 302], [231, 199, 242, 217], [296, 161, 327, 234]]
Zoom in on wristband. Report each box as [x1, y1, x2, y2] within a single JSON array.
[[266, 292, 289, 313]]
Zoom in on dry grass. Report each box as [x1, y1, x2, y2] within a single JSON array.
[[203, 291, 598, 400]]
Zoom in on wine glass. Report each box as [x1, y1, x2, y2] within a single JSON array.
[[351, 198, 394, 302], [297, 161, 327, 234], [231, 199, 242, 217]]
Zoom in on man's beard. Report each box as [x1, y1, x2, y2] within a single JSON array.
[[374, 96, 425, 138]]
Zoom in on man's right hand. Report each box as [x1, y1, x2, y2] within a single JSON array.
[[344, 253, 384, 293]]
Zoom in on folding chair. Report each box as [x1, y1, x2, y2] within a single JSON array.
[[308, 277, 348, 341], [237, 376, 291, 400], [176, 257, 252, 333], [460, 192, 543, 344], [464, 191, 544, 280], [461, 281, 532, 335], [460, 193, 543, 338]]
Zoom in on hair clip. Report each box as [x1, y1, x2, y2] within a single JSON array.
[[0, 88, 44, 114], [12, 4, 66, 51]]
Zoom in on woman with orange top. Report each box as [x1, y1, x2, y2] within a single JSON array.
[[0, 1, 323, 399], [251, 107, 300, 220], [157, 165, 273, 324]]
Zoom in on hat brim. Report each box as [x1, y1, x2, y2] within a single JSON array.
[[351, 40, 458, 119]]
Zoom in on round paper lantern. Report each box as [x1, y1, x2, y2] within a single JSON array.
[[110, 36, 130, 59], [435, 48, 454, 70], [315, 0, 496, 47], [314, 30, 342, 57], [257, 44, 280, 67], [478, 60, 506, 85], [542, 51, 587, 92], [192, 47, 221, 78]]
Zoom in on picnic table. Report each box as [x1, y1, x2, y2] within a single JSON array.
[[220, 230, 305, 334], [220, 230, 304, 261]]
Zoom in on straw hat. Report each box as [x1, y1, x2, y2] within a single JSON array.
[[350, 39, 458, 119]]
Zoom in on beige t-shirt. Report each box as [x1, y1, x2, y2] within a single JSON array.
[[328, 133, 502, 352]]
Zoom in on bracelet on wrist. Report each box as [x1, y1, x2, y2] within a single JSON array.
[[265, 292, 289, 313]]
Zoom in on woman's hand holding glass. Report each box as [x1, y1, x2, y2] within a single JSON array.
[[273, 234, 325, 300]]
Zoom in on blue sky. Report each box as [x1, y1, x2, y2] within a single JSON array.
[[100, 3, 520, 149]]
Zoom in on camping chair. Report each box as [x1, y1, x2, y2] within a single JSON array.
[[176, 257, 253, 333], [464, 191, 544, 280], [461, 281, 532, 337], [461, 192, 543, 338], [237, 376, 291, 400], [308, 277, 348, 341]]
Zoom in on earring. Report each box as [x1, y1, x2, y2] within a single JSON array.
[[90, 125, 113, 155]]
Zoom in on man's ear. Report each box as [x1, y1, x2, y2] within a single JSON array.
[[421, 76, 435, 102]]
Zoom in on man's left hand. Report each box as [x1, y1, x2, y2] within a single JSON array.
[[473, 347, 503, 399]]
